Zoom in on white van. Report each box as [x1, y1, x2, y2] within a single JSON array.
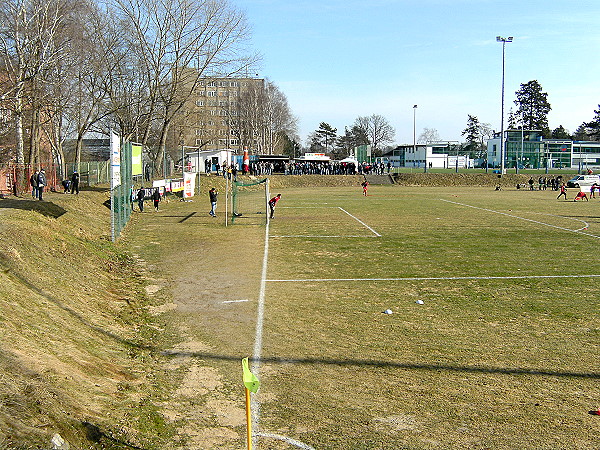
[[566, 174, 600, 189]]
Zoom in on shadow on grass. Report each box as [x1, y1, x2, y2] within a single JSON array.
[[0, 198, 67, 218], [161, 351, 600, 380]]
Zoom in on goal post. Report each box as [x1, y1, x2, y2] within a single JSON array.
[[231, 177, 270, 224]]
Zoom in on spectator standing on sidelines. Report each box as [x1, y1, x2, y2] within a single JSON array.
[[137, 187, 146, 212], [37, 169, 47, 201], [30, 170, 39, 199], [209, 187, 218, 217], [71, 171, 80, 194], [268, 193, 281, 219], [152, 188, 161, 211]]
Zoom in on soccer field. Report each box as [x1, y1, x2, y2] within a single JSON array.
[[248, 185, 599, 449]]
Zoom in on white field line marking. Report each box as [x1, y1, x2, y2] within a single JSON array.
[[529, 211, 589, 231], [252, 219, 316, 450], [270, 235, 378, 238], [266, 274, 600, 283], [441, 199, 600, 238], [256, 432, 316, 450], [221, 299, 249, 304], [338, 207, 382, 237], [251, 217, 270, 445]]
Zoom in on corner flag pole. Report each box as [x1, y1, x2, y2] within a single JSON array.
[[245, 386, 252, 450], [242, 357, 260, 450]]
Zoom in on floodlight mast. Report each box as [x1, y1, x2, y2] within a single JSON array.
[[497, 36, 513, 175]]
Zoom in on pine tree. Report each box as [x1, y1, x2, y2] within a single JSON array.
[[513, 80, 552, 136], [315, 122, 337, 152], [583, 105, 600, 141]]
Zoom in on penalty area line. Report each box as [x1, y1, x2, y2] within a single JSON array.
[[338, 207, 381, 237], [441, 199, 600, 238]]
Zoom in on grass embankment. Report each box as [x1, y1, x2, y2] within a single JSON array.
[[0, 188, 176, 449]]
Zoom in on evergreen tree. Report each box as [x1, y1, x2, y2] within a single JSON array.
[[551, 125, 572, 140], [573, 124, 589, 141], [461, 115, 492, 159], [513, 80, 552, 137], [281, 134, 301, 158], [583, 105, 600, 141], [315, 122, 337, 152]]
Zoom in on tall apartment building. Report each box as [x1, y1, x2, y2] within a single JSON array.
[[170, 76, 265, 153]]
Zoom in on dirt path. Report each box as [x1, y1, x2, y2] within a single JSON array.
[[124, 193, 268, 449]]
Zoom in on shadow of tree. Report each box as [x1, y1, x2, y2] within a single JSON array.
[[0, 199, 67, 218], [161, 351, 600, 380]]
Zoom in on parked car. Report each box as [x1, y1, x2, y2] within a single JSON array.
[[566, 174, 600, 188]]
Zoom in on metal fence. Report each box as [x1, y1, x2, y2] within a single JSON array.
[[111, 141, 133, 242]]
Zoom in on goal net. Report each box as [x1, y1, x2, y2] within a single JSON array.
[[231, 177, 269, 224]]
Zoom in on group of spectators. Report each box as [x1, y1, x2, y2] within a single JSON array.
[[520, 176, 563, 191], [205, 160, 393, 177], [29, 169, 47, 200]]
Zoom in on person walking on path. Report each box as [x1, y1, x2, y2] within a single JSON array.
[[30, 170, 39, 199], [152, 188, 161, 211], [557, 183, 568, 200], [37, 169, 47, 201], [137, 187, 146, 212], [209, 187, 218, 217], [268, 193, 281, 219], [71, 171, 80, 194]]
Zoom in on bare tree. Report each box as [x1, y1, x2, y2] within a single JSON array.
[[352, 114, 395, 153], [114, 0, 256, 175], [418, 127, 440, 144], [0, 0, 68, 176], [259, 80, 297, 154]]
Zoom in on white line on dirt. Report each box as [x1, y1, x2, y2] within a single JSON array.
[[221, 299, 249, 304], [256, 432, 316, 450], [338, 207, 382, 237], [266, 274, 600, 283], [441, 199, 600, 238]]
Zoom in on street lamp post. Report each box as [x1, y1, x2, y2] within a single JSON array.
[[497, 36, 513, 175], [413, 105, 419, 171]]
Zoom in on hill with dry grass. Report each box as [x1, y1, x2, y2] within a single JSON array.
[[0, 188, 174, 449]]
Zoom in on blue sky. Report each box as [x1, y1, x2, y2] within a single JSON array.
[[234, 0, 600, 146]]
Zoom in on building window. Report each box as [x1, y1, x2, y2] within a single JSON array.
[[219, 81, 227, 87], [207, 81, 216, 87], [195, 100, 204, 106], [219, 101, 228, 107], [230, 81, 238, 87], [219, 139, 228, 146], [207, 91, 216, 97], [230, 139, 239, 145]]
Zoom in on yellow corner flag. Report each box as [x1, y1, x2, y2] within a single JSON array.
[[242, 357, 260, 393]]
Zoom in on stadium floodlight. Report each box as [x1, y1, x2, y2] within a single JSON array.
[[413, 105, 419, 171], [497, 36, 513, 175]]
